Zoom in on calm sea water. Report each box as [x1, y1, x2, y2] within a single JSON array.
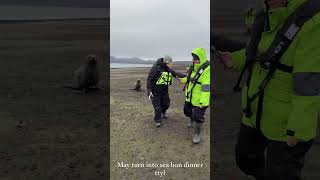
[[110, 63, 152, 69]]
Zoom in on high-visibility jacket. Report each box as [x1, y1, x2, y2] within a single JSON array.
[[181, 48, 210, 107], [147, 58, 186, 92], [231, 0, 320, 142], [156, 72, 172, 85]]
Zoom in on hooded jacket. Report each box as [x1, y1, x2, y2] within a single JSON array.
[[231, 0, 320, 141], [147, 58, 186, 92], [181, 48, 210, 107]]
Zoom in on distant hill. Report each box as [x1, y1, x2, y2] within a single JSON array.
[[111, 56, 154, 64]]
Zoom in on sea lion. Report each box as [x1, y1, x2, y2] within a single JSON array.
[[64, 54, 100, 93], [131, 79, 142, 91]]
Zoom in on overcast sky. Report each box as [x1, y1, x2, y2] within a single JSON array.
[[111, 0, 210, 61]]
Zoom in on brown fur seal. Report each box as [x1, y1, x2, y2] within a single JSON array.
[[64, 55, 100, 93], [131, 79, 142, 91]]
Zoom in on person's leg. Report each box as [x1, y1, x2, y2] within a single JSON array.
[[183, 102, 193, 118], [235, 124, 268, 179], [192, 106, 207, 144], [192, 106, 207, 123], [151, 93, 162, 124], [266, 140, 313, 180], [161, 91, 170, 118], [183, 102, 193, 127]]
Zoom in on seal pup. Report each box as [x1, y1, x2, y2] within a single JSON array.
[[130, 79, 142, 91]]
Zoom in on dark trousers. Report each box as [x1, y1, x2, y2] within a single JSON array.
[[236, 124, 313, 180], [183, 102, 207, 123], [151, 91, 170, 123]]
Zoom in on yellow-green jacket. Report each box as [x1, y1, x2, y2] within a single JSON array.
[[232, 0, 320, 142], [181, 48, 210, 107]]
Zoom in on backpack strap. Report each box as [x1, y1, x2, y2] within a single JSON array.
[[233, 10, 266, 92], [185, 61, 210, 102], [260, 0, 320, 70]]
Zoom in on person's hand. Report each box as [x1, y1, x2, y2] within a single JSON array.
[[287, 136, 298, 147], [175, 78, 182, 84], [218, 51, 233, 69]]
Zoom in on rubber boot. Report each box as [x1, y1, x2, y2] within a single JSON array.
[[193, 122, 202, 144]]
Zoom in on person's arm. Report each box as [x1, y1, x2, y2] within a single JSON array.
[[230, 49, 246, 71], [199, 67, 210, 107], [164, 66, 187, 78], [178, 67, 193, 84], [286, 26, 320, 144], [212, 33, 246, 52], [147, 66, 160, 92], [218, 48, 246, 71], [179, 77, 187, 84]]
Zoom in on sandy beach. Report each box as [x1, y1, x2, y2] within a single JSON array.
[[110, 66, 210, 179], [0, 19, 108, 180]]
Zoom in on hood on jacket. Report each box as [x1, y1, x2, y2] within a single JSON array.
[[153, 58, 165, 67], [191, 47, 207, 70], [153, 58, 172, 72]]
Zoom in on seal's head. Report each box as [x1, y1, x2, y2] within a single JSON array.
[[87, 54, 97, 65]]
